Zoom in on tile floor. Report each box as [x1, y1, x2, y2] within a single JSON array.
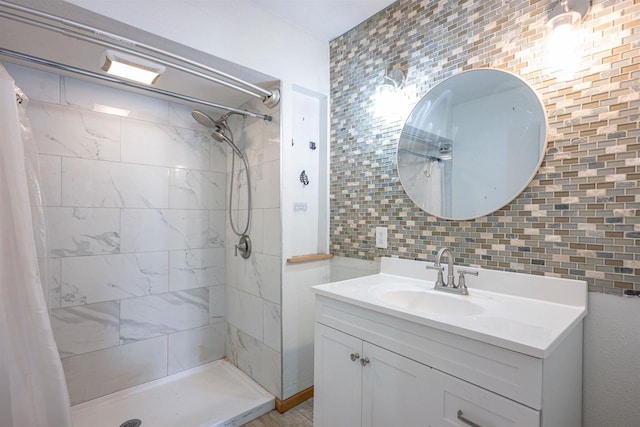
[[242, 398, 313, 427]]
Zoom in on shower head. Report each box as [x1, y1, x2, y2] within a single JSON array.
[[211, 128, 244, 159], [192, 110, 244, 159], [191, 110, 218, 129]]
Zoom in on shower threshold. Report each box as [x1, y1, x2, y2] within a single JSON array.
[[71, 359, 274, 427]]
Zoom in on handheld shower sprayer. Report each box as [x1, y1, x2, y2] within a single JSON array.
[[191, 109, 253, 258]]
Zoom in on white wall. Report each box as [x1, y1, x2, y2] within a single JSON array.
[[583, 293, 640, 426]]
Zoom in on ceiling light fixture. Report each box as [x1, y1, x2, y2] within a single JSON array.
[[101, 50, 165, 85]]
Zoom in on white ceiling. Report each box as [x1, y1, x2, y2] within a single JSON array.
[[249, 0, 397, 41]]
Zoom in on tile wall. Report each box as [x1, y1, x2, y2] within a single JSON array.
[[5, 62, 227, 404], [329, 0, 640, 294], [225, 96, 283, 398]]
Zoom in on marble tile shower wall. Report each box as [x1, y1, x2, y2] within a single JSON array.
[[329, 0, 640, 294], [225, 96, 282, 398], [5, 63, 227, 405]]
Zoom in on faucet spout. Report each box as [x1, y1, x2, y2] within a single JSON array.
[[435, 247, 455, 288]]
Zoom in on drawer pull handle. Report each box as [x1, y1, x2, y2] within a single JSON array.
[[360, 357, 370, 366], [350, 353, 360, 361], [457, 410, 483, 427]]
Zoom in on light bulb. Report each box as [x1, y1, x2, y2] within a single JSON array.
[[545, 11, 584, 80]]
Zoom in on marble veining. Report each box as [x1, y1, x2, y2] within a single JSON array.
[[29, 102, 121, 161], [120, 288, 209, 343], [50, 301, 119, 358], [47, 207, 120, 257], [208, 210, 226, 247], [121, 120, 211, 171], [120, 208, 213, 253], [227, 324, 281, 398], [61, 252, 169, 307], [263, 301, 281, 351], [62, 336, 168, 405], [49, 258, 62, 309], [169, 248, 225, 291], [226, 287, 264, 342], [169, 169, 225, 210], [61, 157, 170, 208], [230, 252, 281, 304]]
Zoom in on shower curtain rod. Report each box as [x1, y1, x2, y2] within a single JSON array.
[[0, 48, 273, 121], [0, 1, 277, 103]]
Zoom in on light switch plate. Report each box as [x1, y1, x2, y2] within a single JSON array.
[[375, 226, 388, 249]]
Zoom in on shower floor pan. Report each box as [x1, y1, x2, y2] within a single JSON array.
[[71, 359, 274, 427]]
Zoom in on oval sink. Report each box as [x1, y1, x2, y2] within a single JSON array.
[[380, 290, 483, 316]]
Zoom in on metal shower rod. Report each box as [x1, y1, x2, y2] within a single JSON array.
[[0, 1, 279, 109], [0, 48, 272, 121]]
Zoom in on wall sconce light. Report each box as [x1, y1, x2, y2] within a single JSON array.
[[374, 66, 409, 119], [101, 50, 166, 85], [381, 67, 406, 91], [548, 0, 589, 31], [545, 0, 590, 77]]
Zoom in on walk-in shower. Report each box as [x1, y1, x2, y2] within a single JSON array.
[[192, 110, 252, 258]]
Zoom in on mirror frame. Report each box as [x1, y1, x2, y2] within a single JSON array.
[[396, 68, 548, 221]]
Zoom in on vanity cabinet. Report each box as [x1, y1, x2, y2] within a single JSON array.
[[314, 323, 430, 427], [313, 294, 582, 427]]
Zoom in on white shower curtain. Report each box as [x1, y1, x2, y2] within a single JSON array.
[[0, 64, 73, 427]]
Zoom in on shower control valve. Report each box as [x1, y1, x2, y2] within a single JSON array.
[[235, 235, 252, 259]]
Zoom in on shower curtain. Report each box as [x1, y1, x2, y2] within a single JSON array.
[[0, 64, 73, 427]]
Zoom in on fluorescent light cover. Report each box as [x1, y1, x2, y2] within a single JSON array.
[[101, 50, 165, 85], [93, 103, 130, 117]]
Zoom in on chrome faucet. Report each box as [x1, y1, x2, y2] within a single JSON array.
[[425, 247, 478, 295], [436, 247, 455, 287]]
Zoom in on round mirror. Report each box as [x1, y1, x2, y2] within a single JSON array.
[[397, 69, 547, 220]]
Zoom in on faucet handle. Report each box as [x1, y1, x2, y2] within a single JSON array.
[[426, 264, 445, 286], [457, 269, 478, 293]]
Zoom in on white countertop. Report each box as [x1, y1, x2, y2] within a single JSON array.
[[312, 258, 588, 358]]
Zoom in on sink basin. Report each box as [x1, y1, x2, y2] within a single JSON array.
[[380, 290, 484, 316]]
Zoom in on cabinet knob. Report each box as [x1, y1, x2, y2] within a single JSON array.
[[350, 353, 360, 361], [360, 357, 370, 367]]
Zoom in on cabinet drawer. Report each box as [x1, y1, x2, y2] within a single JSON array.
[[428, 368, 540, 427]]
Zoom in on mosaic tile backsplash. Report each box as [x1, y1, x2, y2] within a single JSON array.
[[329, 0, 640, 294]]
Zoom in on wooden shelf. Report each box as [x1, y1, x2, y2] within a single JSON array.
[[286, 253, 333, 264]]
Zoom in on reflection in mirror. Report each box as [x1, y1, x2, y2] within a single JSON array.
[[397, 69, 547, 220]]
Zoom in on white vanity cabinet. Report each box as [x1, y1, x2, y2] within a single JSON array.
[[312, 258, 586, 427], [313, 293, 584, 427], [314, 323, 431, 427]]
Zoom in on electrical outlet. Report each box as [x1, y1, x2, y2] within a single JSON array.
[[375, 226, 388, 249]]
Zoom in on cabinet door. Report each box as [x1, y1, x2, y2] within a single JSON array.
[[427, 368, 540, 427], [361, 342, 431, 427], [314, 324, 363, 427]]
